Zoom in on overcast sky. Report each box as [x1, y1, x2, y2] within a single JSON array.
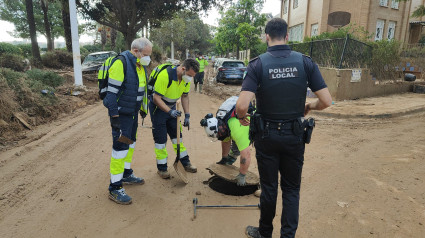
[[0, 0, 281, 43]]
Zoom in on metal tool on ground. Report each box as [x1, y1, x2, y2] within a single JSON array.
[[192, 197, 259, 219], [173, 101, 189, 184]]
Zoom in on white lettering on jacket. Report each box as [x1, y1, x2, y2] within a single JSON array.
[[268, 67, 299, 79]]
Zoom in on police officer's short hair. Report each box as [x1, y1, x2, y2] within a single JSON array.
[[265, 18, 288, 41], [131, 37, 153, 50], [183, 58, 200, 73]]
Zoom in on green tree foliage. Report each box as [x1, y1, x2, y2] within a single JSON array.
[[77, 0, 229, 50], [213, 0, 266, 59], [303, 23, 373, 42], [150, 11, 213, 59], [0, 0, 64, 50]]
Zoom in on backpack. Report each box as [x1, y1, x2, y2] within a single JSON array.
[[147, 64, 174, 98], [98, 55, 127, 100], [216, 96, 239, 122], [216, 96, 256, 122]]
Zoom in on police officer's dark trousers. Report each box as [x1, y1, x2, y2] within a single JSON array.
[[255, 125, 305, 238], [149, 102, 190, 171]]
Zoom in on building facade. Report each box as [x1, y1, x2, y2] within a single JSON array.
[[280, 0, 425, 43]]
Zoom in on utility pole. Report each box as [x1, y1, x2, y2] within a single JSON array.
[[69, 0, 83, 86], [171, 21, 174, 60]]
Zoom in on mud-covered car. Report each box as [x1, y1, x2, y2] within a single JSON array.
[[215, 60, 246, 84], [82, 51, 117, 73]]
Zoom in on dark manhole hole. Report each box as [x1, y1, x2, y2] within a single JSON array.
[[208, 176, 258, 196]]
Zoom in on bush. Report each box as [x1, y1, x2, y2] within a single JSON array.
[[82, 44, 102, 53], [41, 50, 73, 69], [0, 42, 22, 55], [369, 40, 401, 80], [250, 42, 267, 58], [26, 69, 64, 88], [17, 44, 33, 58], [0, 53, 26, 72]]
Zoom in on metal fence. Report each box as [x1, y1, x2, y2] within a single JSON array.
[[289, 35, 372, 69]]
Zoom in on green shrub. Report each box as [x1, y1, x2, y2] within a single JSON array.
[[82, 44, 102, 53], [0, 53, 26, 72], [26, 69, 64, 88], [41, 50, 73, 68], [0, 42, 22, 55], [369, 40, 401, 80], [250, 42, 267, 58], [17, 44, 33, 58], [0, 67, 26, 93]]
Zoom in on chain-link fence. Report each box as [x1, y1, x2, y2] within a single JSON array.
[[289, 35, 372, 69]]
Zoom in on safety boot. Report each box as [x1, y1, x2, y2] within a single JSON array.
[[184, 163, 197, 173], [157, 170, 171, 179], [108, 187, 132, 205], [245, 226, 270, 238], [122, 173, 145, 185]]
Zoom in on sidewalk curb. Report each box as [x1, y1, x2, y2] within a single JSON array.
[[311, 105, 425, 119]]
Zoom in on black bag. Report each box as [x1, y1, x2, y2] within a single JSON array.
[[98, 55, 127, 100]]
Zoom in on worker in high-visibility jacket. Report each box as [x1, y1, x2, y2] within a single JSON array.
[[194, 52, 208, 93], [149, 59, 200, 179], [102, 37, 152, 205]]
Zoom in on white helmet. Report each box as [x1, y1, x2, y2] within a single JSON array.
[[203, 117, 218, 138]]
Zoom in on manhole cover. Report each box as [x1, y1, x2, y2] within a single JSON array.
[[208, 176, 258, 196]]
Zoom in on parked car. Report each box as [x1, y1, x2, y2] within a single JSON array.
[[82, 51, 117, 73], [215, 60, 246, 84], [213, 58, 227, 72]]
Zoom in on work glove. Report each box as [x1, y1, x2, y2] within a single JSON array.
[[235, 173, 246, 186], [168, 109, 182, 118], [216, 157, 229, 165], [110, 116, 120, 132], [183, 113, 190, 128], [140, 110, 147, 119]]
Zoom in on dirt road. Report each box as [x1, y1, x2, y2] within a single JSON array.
[[0, 86, 425, 237]]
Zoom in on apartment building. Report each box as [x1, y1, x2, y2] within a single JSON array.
[[280, 0, 425, 43]]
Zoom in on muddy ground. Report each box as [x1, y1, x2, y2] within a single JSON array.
[[0, 66, 424, 238]]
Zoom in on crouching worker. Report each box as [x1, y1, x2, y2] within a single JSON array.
[[200, 96, 255, 186]]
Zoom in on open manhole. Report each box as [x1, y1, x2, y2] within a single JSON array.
[[207, 176, 258, 196]]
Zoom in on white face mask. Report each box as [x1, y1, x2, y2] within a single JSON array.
[[182, 74, 193, 83], [140, 56, 151, 66]]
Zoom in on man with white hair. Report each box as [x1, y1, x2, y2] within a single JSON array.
[[102, 37, 152, 205]]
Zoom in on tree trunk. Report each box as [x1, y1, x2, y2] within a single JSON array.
[[236, 44, 240, 60], [60, 0, 72, 52], [25, 0, 41, 63], [110, 28, 117, 51], [124, 31, 136, 50], [40, 0, 53, 51], [101, 28, 107, 51]]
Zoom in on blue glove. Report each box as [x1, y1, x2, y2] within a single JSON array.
[[235, 173, 246, 186], [183, 113, 190, 127], [168, 109, 182, 118]]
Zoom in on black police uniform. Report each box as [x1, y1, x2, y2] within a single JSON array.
[[242, 45, 327, 238]]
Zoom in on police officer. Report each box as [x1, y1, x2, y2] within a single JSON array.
[[236, 18, 332, 238], [103, 37, 152, 205], [149, 59, 200, 179], [194, 53, 208, 93]]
